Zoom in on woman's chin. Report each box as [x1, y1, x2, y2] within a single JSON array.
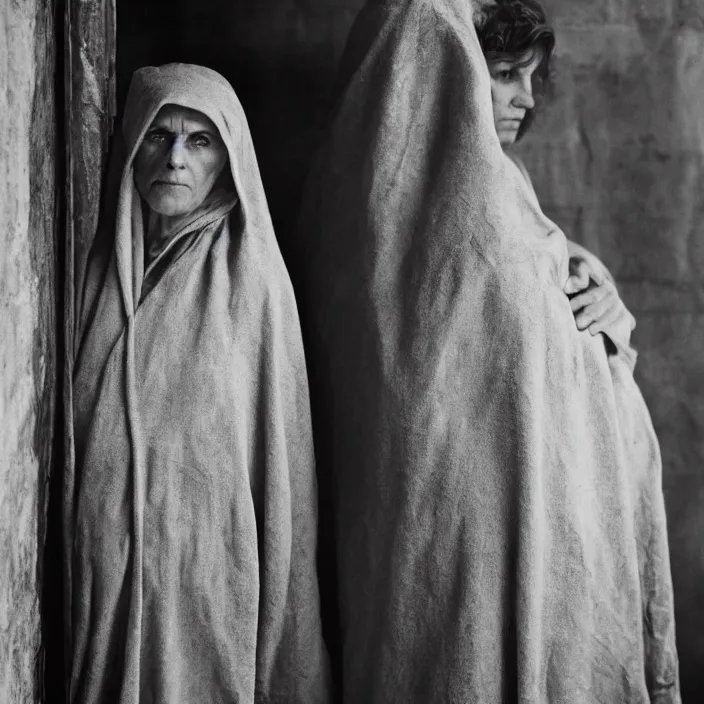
[[498, 132, 518, 148], [145, 197, 194, 218]]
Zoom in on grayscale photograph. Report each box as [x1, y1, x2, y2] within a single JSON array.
[[1, 0, 702, 702]]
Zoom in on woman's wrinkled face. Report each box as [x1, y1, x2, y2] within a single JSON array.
[[134, 105, 228, 217], [488, 51, 541, 147]]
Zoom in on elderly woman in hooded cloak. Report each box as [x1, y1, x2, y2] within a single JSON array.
[[297, 0, 679, 701], [68, 64, 330, 704]]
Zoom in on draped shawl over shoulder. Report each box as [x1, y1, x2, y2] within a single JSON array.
[[297, 2, 679, 702], [68, 63, 330, 704]]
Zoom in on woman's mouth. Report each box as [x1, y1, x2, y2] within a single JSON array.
[[153, 180, 190, 188]]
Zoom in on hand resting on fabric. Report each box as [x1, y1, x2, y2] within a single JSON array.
[[564, 257, 636, 342]]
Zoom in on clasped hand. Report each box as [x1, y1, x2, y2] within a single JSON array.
[[564, 258, 635, 343]]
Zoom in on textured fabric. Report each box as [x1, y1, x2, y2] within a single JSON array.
[[506, 152, 638, 371], [68, 63, 330, 704], [297, 1, 680, 702]]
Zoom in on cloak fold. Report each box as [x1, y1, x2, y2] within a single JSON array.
[[297, 1, 679, 701]]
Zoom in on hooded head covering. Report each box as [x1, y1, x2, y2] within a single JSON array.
[[297, 1, 679, 701], [116, 63, 276, 316], [68, 64, 330, 704], [78, 63, 281, 341]]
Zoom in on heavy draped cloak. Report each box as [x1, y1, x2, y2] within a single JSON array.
[[296, 1, 680, 702], [67, 64, 330, 704]]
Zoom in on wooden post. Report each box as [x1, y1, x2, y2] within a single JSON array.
[[65, 0, 116, 333], [62, 0, 116, 687]]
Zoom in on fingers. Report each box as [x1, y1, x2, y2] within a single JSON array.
[[574, 284, 618, 331], [565, 257, 605, 296], [564, 274, 587, 296], [564, 260, 591, 295], [587, 304, 623, 336], [575, 294, 617, 331], [568, 270, 638, 343], [570, 280, 612, 313], [583, 262, 604, 286]]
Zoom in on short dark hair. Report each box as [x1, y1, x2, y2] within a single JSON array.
[[475, 0, 556, 141]]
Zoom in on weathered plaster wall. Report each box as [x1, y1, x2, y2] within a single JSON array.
[[512, 1, 704, 698], [0, 1, 57, 702], [116, 0, 703, 698]]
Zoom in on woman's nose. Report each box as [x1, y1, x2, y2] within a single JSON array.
[[513, 79, 535, 110], [167, 135, 186, 169]]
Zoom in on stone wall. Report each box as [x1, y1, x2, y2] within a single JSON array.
[[0, 1, 57, 702], [512, 1, 704, 697]]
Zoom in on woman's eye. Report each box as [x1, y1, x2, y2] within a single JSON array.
[[499, 70, 514, 81], [148, 132, 168, 143], [192, 136, 211, 148]]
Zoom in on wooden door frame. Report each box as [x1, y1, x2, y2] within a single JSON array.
[[62, 0, 116, 683], [64, 0, 116, 337]]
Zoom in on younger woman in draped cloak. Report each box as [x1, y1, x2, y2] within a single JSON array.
[[476, 0, 638, 368], [67, 63, 330, 704], [297, 0, 680, 701]]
